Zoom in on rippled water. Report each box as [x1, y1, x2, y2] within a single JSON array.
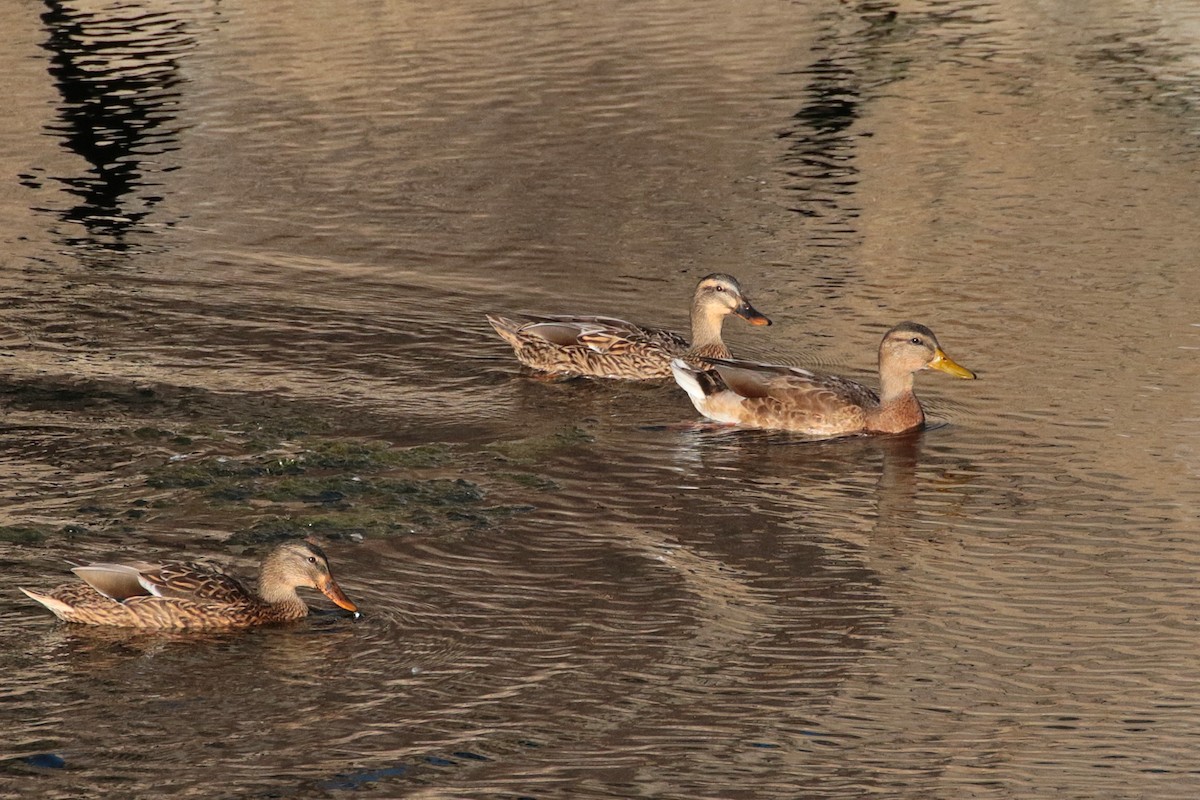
[[3, 0, 1200, 797]]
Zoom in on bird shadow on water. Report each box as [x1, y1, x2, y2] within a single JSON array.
[[663, 423, 976, 561], [669, 422, 927, 485], [20, 613, 360, 675]]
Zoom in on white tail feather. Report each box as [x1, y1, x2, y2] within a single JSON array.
[[670, 359, 706, 405]]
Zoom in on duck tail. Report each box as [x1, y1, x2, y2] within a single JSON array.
[[20, 587, 74, 620], [670, 358, 724, 403], [486, 314, 524, 348]]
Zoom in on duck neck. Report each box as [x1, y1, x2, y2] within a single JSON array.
[[687, 303, 730, 358], [878, 366, 915, 406], [868, 368, 924, 433], [257, 566, 308, 620]]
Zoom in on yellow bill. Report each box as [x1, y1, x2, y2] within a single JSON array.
[[929, 348, 976, 379]]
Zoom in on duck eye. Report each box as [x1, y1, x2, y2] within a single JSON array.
[[910, 337, 922, 345], [307, 556, 317, 564], [714, 285, 725, 292]]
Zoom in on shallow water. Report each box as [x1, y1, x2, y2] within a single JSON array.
[[2, 0, 1200, 797]]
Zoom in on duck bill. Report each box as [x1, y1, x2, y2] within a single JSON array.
[[318, 576, 359, 612], [734, 301, 772, 327], [929, 348, 976, 379]]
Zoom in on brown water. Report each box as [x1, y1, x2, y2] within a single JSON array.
[[2, 0, 1200, 797]]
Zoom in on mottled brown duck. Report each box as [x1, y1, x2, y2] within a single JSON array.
[[671, 321, 976, 436], [487, 273, 771, 379], [20, 539, 358, 629]]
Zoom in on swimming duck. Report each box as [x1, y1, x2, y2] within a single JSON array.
[[487, 273, 771, 380], [20, 539, 358, 629], [671, 321, 976, 436]]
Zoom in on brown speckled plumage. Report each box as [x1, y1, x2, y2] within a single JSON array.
[[488, 273, 771, 380], [20, 540, 358, 629], [672, 321, 976, 436]]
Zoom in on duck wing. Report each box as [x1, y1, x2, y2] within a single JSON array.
[[704, 357, 879, 404], [140, 561, 255, 604], [516, 314, 686, 353], [72, 560, 252, 604], [489, 312, 687, 379], [700, 357, 881, 434], [70, 563, 156, 602]]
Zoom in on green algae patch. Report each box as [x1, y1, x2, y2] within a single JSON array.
[[225, 479, 492, 544], [262, 476, 378, 503], [145, 439, 456, 494], [0, 523, 83, 544], [485, 426, 595, 463], [227, 513, 416, 545], [259, 475, 479, 507], [405, 478, 485, 506], [130, 426, 195, 446], [296, 440, 452, 470], [238, 476, 490, 538], [236, 415, 333, 452], [388, 444, 453, 468], [145, 456, 303, 489], [138, 434, 514, 541], [298, 440, 400, 470], [0, 525, 51, 544], [496, 472, 561, 491]]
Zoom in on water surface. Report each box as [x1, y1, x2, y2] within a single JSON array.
[[2, 0, 1200, 797]]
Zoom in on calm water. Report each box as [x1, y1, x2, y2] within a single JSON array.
[[2, 0, 1200, 797]]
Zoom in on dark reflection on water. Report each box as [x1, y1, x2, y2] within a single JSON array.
[[38, 0, 195, 250], [778, 4, 882, 233]]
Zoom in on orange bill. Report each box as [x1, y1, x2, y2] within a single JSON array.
[[734, 301, 772, 327], [319, 576, 359, 612]]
